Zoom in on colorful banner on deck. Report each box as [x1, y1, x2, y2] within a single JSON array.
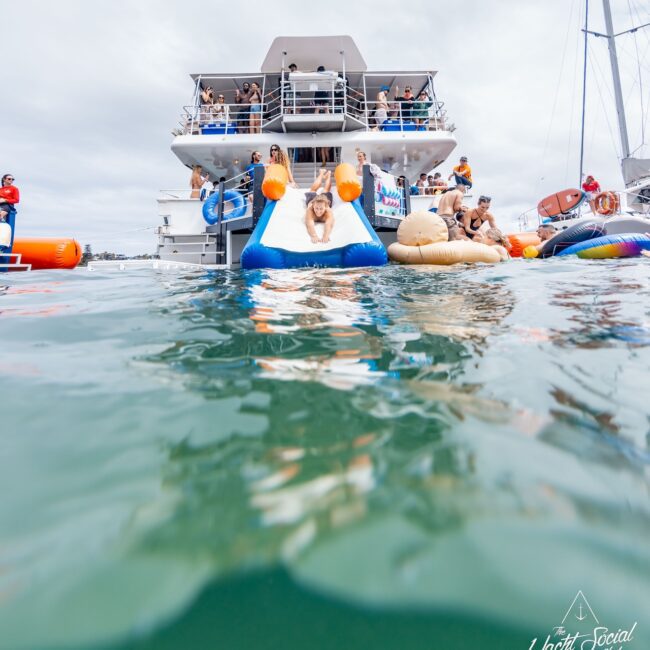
[[374, 171, 403, 218]]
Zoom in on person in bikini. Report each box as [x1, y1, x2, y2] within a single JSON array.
[[305, 194, 334, 244], [461, 195, 497, 239]]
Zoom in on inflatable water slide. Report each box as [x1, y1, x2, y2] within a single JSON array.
[[240, 164, 387, 270]]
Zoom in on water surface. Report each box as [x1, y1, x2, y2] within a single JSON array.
[[0, 261, 648, 649]]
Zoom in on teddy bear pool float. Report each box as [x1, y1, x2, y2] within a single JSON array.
[[387, 211, 501, 265]]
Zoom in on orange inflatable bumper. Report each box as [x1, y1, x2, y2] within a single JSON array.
[[12, 238, 82, 270], [262, 164, 288, 201], [507, 232, 542, 258], [335, 163, 362, 202]]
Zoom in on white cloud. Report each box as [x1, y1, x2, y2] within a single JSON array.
[[2, 0, 648, 254]]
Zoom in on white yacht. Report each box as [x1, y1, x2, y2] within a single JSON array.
[[157, 35, 458, 268]]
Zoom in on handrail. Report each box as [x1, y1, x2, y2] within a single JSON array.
[[175, 77, 452, 134]]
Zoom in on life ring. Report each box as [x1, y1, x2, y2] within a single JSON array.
[[202, 189, 246, 225], [594, 191, 619, 216]]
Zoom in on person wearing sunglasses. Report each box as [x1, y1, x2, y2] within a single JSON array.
[[213, 94, 229, 123], [267, 145, 297, 186], [0, 174, 19, 223]]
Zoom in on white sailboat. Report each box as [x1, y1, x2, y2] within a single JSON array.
[[519, 0, 650, 233]]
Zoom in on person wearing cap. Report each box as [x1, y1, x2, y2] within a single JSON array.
[[373, 85, 390, 130], [448, 156, 473, 189]]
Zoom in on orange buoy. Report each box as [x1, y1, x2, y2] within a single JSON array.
[[262, 164, 288, 201], [507, 232, 542, 258], [594, 191, 619, 216], [334, 163, 362, 202], [12, 238, 82, 270]]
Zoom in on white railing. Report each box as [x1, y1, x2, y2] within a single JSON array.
[[175, 91, 449, 134], [159, 169, 255, 220]]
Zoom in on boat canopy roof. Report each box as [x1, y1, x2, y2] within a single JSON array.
[[261, 35, 366, 72]]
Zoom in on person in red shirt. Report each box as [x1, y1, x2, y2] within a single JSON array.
[[0, 174, 19, 222], [582, 174, 601, 215]]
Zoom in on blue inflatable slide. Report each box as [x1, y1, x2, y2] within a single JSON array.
[[240, 187, 387, 269]]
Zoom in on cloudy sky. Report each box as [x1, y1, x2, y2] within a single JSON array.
[[3, 0, 649, 254]]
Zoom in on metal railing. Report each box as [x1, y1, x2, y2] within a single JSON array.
[[176, 90, 449, 135]]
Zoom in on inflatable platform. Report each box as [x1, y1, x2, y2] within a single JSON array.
[[241, 164, 387, 270]]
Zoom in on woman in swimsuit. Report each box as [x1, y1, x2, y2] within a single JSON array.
[[461, 195, 497, 239], [249, 82, 263, 134]]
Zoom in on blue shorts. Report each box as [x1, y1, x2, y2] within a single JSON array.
[[250, 104, 262, 113]]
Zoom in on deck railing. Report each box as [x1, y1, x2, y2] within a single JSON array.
[[176, 91, 450, 135]]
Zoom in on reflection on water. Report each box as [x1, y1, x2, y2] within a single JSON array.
[[0, 262, 649, 649]]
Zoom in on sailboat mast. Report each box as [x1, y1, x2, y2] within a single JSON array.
[[579, 0, 589, 185], [602, 0, 631, 160]]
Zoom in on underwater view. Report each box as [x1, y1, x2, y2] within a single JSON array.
[[0, 260, 649, 649]]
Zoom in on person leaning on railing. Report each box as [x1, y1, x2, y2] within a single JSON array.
[[394, 85, 415, 121]]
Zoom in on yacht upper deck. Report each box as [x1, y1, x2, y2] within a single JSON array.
[[176, 36, 453, 137]]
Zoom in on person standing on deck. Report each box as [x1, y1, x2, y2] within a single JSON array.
[[448, 156, 473, 189], [582, 175, 601, 215], [235, 82, 253, 133], [0, 174, 19, 222]]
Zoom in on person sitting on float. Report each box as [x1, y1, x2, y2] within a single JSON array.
[[436, 185, 468, 240]]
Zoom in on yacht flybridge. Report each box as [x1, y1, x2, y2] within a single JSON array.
[[157, 35, 458, 268]]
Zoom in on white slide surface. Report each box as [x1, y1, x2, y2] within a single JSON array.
[[260, 186, 372, 252]]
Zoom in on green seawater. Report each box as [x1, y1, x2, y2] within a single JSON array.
[[0, 261, 648, 649]]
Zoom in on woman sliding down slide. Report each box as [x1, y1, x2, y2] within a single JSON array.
[[305, 194, 334, 244]]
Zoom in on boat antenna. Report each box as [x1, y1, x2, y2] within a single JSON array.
[[579, 0, 589, 187]]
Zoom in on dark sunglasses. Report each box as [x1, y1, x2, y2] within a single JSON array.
[[5, 177, 14, 181], [270, 147, 279, 152]]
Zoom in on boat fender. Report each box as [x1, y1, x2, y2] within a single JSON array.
[[262, 164, 288, 201], [594, 191, 619, 216], [335, 163, 362, 202], [202, 190, 246, 225]]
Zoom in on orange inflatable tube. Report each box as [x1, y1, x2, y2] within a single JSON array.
[[335, 163, 362, 202], [262, 164, 288, 201], [507, 232, 541, 258], [12, 238, 82, 270]]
